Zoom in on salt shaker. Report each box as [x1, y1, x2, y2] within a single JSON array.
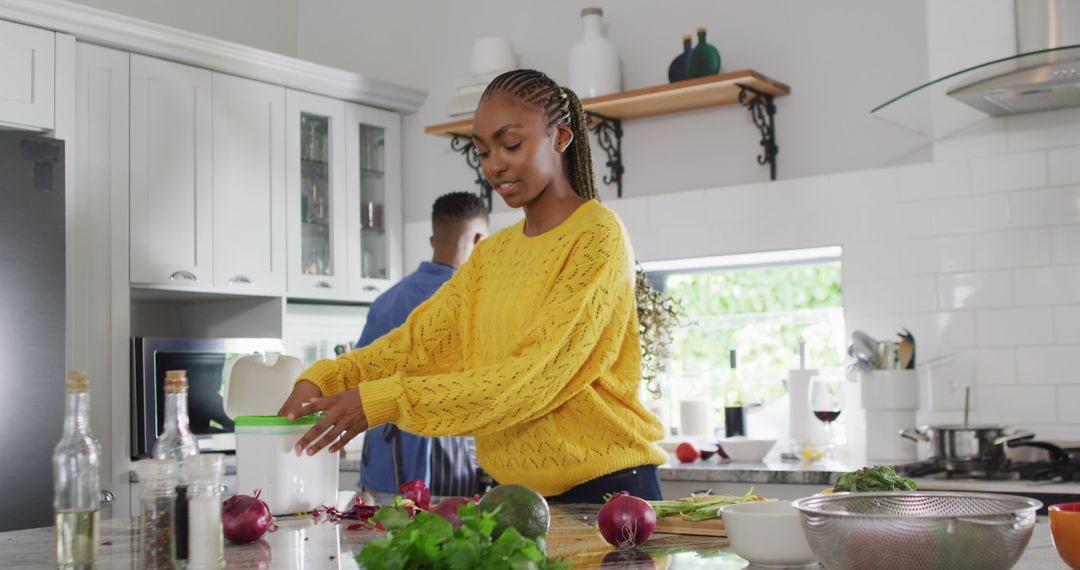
[[186, 454, 226, 569]]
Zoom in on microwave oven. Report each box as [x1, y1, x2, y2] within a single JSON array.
[[131, 337, 286, 459]]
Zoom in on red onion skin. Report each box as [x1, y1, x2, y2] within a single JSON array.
[[430, 496, 477, 528], [222, 492, 273, 544], [597, 492, 657, 548]]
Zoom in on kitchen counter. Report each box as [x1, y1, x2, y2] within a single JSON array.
[[0, 504, 1067, 569]]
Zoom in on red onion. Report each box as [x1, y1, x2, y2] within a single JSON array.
[[597, 492, 656, 548], [430, 496, 478, 528], [222, 490, 273, 544]]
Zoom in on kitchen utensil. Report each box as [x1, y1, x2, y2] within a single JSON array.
[[1050, 502, 1080, 570], [653, 515, 727, 537], [898, 328, 916, 369], [793, 492, 1041, 570], [720, 501, 817, 567], [963, 386, 970, 428], [900, 425, 1034, 471], [848, 330, 879, 370]]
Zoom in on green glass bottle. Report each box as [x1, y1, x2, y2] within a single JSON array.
[[687, 27, 721, 79]]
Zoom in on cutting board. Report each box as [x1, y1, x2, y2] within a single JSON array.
[[653, 515, 727, 537]]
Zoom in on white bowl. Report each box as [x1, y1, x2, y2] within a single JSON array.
[[718, 437, 777, 463], [720, 501, 818, 568]]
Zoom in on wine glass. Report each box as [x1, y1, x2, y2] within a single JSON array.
[[809, 374, 844, 459]]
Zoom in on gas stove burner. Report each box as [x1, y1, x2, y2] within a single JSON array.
[[893, 444, 1080, 482]]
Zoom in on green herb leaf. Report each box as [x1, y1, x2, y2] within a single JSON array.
[[833, 465, 918, 493], [370, 505, 412, 532]]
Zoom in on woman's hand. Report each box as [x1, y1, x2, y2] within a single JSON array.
[[292, 388, 368, 456], [277, 380, 323, 420]]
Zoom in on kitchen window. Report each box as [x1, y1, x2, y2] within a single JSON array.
[[642, 246, 845, 438]]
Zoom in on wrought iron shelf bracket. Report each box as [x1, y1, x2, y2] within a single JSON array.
[[450, 134, 493, 211], [737, 84, 779, 181], [585, 111, 624, 198]]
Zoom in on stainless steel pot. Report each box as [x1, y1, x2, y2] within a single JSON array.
[[899, 425, 1034, 471]]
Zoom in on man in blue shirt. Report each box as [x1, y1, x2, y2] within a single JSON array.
[[359, 192, 489, 497]]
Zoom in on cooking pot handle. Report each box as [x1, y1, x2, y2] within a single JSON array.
[[1007, 440, 1071, 464], [899, 428, 929, 442], [992, 430, 1034, 446]]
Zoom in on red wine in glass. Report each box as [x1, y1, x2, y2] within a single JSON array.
[[813, 410, 841, 424]]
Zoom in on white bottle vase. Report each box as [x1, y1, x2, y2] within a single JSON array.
[[568, 7, 622, 98]]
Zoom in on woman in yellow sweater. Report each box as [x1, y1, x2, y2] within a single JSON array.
[[278, 69, 679, 502]]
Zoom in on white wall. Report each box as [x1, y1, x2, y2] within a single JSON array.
[[296, 0, 932, 223], [67, 0, 300, 57]]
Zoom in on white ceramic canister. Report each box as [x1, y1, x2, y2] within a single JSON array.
[[568, 7, 622, 97], [234, 416, 338, 515]]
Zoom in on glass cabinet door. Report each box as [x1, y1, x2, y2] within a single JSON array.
[[358, 123, 387, 279], [286, 90, 347, 297], [300, 112, 333, 276], [347, 103, 401, 301]]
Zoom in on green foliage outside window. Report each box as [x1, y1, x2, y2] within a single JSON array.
[[657, 263, 845, 410]]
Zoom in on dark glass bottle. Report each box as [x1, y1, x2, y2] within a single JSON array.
[[667, 34, 692, 83], [687, 27, 721, 79], [724, 349, 745, 437]]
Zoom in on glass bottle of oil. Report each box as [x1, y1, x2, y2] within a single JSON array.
[[52, 370, 102, 568], [153, 370, 200, 565]]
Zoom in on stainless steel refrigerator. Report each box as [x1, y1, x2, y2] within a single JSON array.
[[0, 132, 66, 531]]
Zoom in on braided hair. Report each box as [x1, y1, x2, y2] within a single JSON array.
[[480, 69, 682, 395]]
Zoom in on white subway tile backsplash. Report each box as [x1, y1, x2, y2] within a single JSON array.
[[1048, 146, 1080, 187], [825, 168, 899, 207], [934, 194, 1012, 234], [972, 228, 1051, 269], [864, 200, 938, 240], [1013, 266, 1080, 305], [1010, 187, 1080, 227], [896, 161, 969, 202], [970, 151, 1047, 194], [843, 276, 939, 316], [1052, 226, 1080, 265], [957, 348, 1017, 385], [1016, 346, 1078, 384], [932, 118, 1008, 162], [1056, 306, 1080, 344], [899, 235, 972, 275], [977, 386, 1056, 425], [842, 242, 900, 280], [1007, 107, 1080, 152], [939, 271, 1013, 309], [1059, 388, 1080, 423], [975, 308, 1054, 346]]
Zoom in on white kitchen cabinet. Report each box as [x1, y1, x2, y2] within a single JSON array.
[[212, 73, 287, 295], [346, 103, 403, 302], [286, 89, 348, 299], [75, 41, 132, 519], [129, 54, 213, 288], [0, 19, 54, 130]]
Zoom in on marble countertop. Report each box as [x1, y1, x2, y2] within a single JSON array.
[[0, 504, 1068, 569]]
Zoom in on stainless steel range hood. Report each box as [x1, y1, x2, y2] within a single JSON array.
[[873, 0, 1080, 138]]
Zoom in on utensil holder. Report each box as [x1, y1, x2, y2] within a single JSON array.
[[861, 370, 919, 461]]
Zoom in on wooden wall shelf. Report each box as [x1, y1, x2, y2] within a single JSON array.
[[425, 70, 790, 205]]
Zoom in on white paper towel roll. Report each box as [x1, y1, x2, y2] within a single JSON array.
[[788, 369, 827, 446], [679, 399, 712, 438]]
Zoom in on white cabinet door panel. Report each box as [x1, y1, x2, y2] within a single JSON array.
[[212, 73, 286, 294], [130, 54, 213, 287], [0, 20, 54, 130]]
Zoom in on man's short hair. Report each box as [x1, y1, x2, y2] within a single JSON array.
[[432, 192, 489, 227]]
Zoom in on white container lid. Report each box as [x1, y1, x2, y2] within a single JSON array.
[[223, 353, 304, 419]]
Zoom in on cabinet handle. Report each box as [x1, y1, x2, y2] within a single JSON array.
[[314, 281, 334, 290], [228, 275, 254, 286], [362, 285, 380, 292], [169, 270, 198, 283], [100, 490, 115, 505]]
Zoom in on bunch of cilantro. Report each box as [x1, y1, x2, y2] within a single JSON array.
[[832, 465, 917, 493], [357, 498, 572, 570]]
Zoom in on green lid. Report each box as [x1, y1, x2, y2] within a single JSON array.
[[235, 415, 321, 427]]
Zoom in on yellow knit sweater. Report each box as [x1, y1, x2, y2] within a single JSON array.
[[299, 200, 666, 496]]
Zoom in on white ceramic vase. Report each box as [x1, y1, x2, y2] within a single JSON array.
[[567, 7, 622, 98]]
